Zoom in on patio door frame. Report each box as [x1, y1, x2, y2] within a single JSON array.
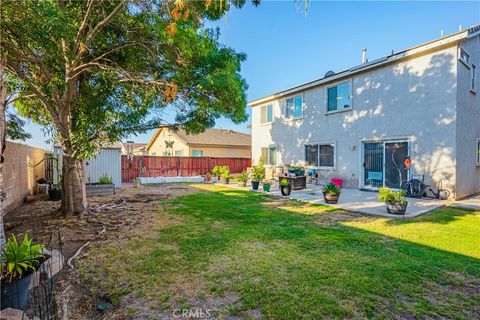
[[359, 138, 411, 190]]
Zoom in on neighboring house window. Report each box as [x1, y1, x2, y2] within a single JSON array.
[[460, 48, 470, 65], [304, 143, 335, 167], [191, 150, 203, 157], [327, 81, 350, 112], [151, 152, 156, 156], [175, 150, 184, 156], [260, 104, 273, 124], [472, 64, 476, 92], [261, 147, 277, 165], [285, 95, 303, 119]]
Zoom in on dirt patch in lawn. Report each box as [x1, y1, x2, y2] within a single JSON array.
[[3, 184, 196, 319]]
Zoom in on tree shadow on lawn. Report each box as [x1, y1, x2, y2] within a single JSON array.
[[81, 185, 480, 319]]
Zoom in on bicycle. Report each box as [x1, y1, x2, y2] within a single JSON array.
[[402, 175, 450, 200]]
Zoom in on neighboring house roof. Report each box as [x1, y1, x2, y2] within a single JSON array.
[[122, 142, 147, 153], [146, 128, 251, 151], [248, 24, 480, 107]]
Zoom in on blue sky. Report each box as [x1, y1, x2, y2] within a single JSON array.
[[21, 1, 480, 149]]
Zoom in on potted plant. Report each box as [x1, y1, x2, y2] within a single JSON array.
[[1, 234, 45, 310], [322, 182, 341, 204], [205, 172, 212, 183], [262, 181, 271, 192], [280, 178, 292, 196], [251, 159, 265, 191], [377, 187, 408, 214], [132, 179, 140, 188], [211, 166, 222, 181], [219, 166, 231, 184], [48, 183, 62, 201], [237, 170, 248, 187]]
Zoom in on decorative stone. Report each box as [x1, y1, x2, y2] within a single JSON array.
[[0, 308, 30, 320]]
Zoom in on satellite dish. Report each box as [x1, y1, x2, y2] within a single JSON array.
[[324, 70, 335, 78]]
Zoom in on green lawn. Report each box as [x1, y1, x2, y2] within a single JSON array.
[[79, 185, 480, 319]]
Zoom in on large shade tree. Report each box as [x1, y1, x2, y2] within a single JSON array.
[[1, 0, 255, 216]]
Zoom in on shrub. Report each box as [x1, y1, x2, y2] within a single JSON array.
[[322, 182, 341, 195], [219, 166, 230, 178], [99, 174, 113, 185], [1, 234, 44, 282], [237, 170, 249, 183], [377, 187, 407, 204], [251, 158, 265, 182], [280, 178, 290, 187]]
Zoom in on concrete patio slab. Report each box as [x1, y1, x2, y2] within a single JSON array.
[[220, 182, 447, 218], [449, 194, 480, 210]]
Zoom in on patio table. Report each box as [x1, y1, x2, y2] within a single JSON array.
[[279, 175, 307, 190]]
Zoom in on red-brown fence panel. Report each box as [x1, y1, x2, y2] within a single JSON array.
[[121, 155, 251, 182]]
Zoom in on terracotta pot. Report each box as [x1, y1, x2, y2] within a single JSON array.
[[25, 195, 35, 202], [323, 192, 340, 204]]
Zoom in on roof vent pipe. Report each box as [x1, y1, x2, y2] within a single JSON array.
[[361, 48, 367, 64]]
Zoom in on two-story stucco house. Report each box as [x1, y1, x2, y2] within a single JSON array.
[[249, 25, 480, 199]]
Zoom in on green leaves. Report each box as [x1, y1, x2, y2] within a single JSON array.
[[1, 234, 45, 282], [2, 0, 250, 159]]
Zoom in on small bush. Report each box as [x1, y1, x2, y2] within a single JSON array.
[[237, 170, 249, 183], [251, 158, 265, 182], [280, 178, 290, 187], [322, 182, 341, 195], [99, 174, 113, 185], [377, 187, 407, 204]]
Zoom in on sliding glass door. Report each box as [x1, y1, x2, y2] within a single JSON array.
[[362, 141, 409, 189], [384, 142, 408, 189]]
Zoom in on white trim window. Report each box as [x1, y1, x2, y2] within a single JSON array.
[[191, 150, 203, 157], [459, 48, 470, 66], [285, 95, 303, 119], [174, 150, 184, 156], [327, 81, 351, 112], [305, 143, 335, 168], [471, 64, 476, 93], [261, 146, 277, 165], [260, 104, 273, 124]]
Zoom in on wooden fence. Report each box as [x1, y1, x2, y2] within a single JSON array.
[[121, 155, 251, 182]]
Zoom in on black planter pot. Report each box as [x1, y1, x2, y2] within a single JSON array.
[[323, 193, 340, 204], [251, 181, 260, 190], [48, 189, 62, 201], [280, 185, 292, 196], [220, 177, 230, 184], [386, 201, 408, 214], [1, 272, 33, 310]]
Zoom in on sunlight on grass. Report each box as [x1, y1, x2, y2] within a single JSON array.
[[344, 208, 480, 259]]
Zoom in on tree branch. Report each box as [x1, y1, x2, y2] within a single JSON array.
[[84, 0, 127, 48]]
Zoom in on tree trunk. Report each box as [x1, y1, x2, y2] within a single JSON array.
[[60, 152, 87, 216], [0, 54, 7, 248]]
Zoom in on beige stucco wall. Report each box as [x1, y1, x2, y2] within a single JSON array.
[[3, 141, 47, 213], [252, 44, 459, 194], [188, 145, 251, 158], [148, 129, 189, 156], [456, 35, 480, 199]]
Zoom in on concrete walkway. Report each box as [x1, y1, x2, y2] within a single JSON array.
[[222, 182, 448, 218], [449, 194, 480, 210]]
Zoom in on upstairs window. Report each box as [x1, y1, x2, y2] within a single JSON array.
[[472, 64, 476, 92], [261, 147, 277, 165], [285, 95, 303, 119], [305, 143, 335, 168], [477, 139, 480, 165], [327, 81, 351, 112], [260, 104, 273, 124], [460, 48, 470, 65]]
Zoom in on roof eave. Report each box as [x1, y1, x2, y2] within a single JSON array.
[[248, 30, 469, 107]]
